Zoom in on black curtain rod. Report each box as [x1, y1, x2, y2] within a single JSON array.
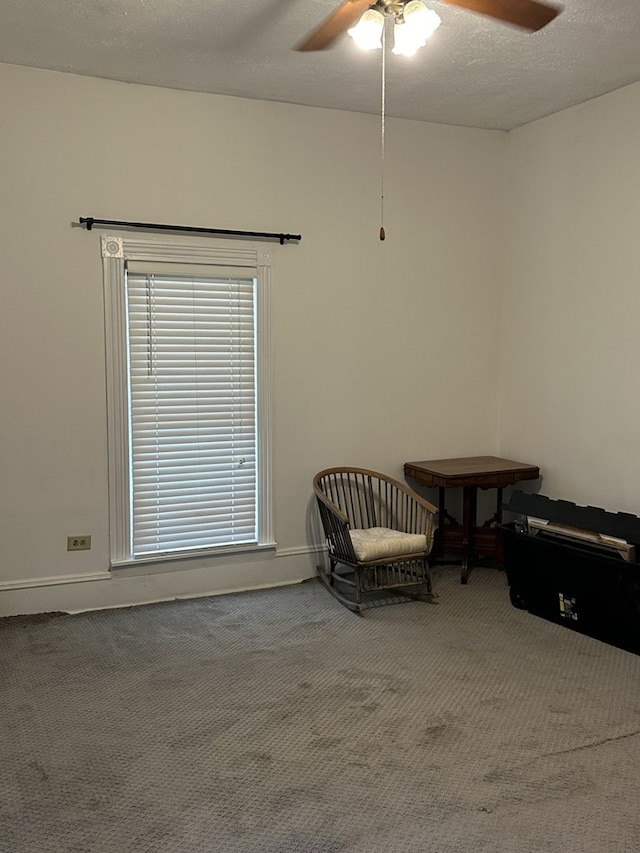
[[78, 217, 301, 245]]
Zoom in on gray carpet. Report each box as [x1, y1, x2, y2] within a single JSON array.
[[2, 565, 640, 852]]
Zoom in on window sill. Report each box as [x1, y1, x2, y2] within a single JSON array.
[[111, 540, 277, 570]]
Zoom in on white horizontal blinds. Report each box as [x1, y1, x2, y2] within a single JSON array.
[[126, 271, 258, 556]]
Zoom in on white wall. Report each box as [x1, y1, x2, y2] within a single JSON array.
[[499, 81, 640, 514], [0, 63, 504, 614]]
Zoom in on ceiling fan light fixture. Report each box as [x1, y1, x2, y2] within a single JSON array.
[[403, 1, 441, 42], [348, 8, 385, 50], [392, 20, 423, 56], [392, 2, 441, 57]]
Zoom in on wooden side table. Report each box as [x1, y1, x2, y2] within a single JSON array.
[[404, 456, 540, 584]]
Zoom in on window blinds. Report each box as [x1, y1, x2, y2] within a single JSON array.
[[126, 270, 258, 556]]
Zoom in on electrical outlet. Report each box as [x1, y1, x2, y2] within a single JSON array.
[[67, 535, 91, 551]]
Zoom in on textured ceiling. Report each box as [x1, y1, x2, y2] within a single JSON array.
[[2, 0, 640, 130]]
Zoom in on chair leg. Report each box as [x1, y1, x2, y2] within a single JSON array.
[[328, 557, 336, 586], [317, 556, 436, 613], [316, 562, 365, 614], [424, 558, 433, 595], [354, 567, 363, 611]]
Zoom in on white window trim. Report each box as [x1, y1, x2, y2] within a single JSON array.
[[101, 234, 274, 567]]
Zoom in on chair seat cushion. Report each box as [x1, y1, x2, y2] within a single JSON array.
[[349, 527, 428, 562]]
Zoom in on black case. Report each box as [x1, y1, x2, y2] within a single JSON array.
[[499, 491, 640, 656]]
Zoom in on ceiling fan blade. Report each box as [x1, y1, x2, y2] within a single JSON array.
[[441, 0, 560, 31], [295, 0, 373, 51]]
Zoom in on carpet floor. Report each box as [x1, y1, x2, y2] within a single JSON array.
[[2, 565, 640, 852]]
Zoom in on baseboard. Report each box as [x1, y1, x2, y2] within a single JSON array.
[[0, 545, 325, 617], [0, 571, 111, 591]]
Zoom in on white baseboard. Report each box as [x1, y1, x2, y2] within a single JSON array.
[[0, 545, 325, 617], [0, 571, 111, 591]]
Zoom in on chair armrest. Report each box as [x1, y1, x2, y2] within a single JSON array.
[[313, 486, 358, 563]]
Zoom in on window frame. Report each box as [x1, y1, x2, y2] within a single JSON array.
[[101, 234, 274, 567]]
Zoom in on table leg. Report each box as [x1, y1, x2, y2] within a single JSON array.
[[460, 485, 477, 584], [437, 486, 446, 559], [495, 486, 504, 563]]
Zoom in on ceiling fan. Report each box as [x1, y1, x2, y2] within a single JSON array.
[[296, 0, 561, 51], [296, 0, 561, 242]]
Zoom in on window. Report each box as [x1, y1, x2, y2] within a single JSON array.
[[101, 235, 273, 565]]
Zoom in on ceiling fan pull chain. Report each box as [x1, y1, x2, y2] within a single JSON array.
[[380, 23, 386, 242]]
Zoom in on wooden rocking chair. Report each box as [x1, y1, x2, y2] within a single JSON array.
[[313, 467, 438, 613]]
